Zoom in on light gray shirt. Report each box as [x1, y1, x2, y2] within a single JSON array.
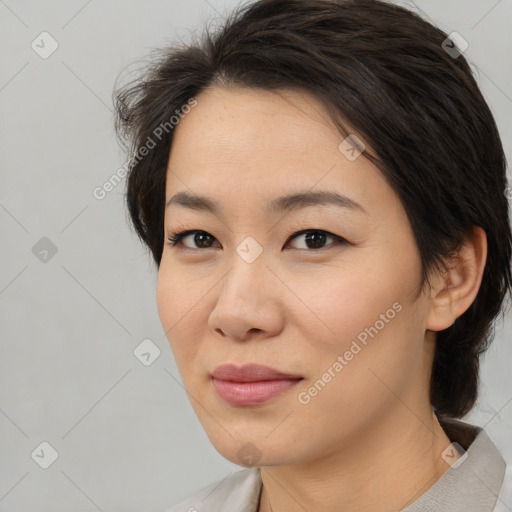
[[166, 419, 511, 512]]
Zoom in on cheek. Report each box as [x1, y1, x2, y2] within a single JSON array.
[[295, 255, 421, 382], [293, 267, 401, 350], [156, 265, 203, 366], [156, 268, 176, 335], [296, 301, 423, 431]]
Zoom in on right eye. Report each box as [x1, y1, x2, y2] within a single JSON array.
[[167, 230, 220, 249]]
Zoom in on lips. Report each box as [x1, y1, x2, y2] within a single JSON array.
[[211, 363, 303, 382], [211, 364, 303, 406]]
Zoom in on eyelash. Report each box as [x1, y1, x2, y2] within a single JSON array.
[[166, 228, 348, 251]]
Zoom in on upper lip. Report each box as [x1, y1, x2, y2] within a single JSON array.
[[211, 364, 303, 382]]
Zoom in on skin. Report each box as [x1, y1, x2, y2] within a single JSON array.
[[157, 86, 487, 512]]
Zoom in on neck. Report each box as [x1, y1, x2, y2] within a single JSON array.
[[258, 408, 453, 512]]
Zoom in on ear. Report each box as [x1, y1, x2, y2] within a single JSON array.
[[426, 226, 487, 332]]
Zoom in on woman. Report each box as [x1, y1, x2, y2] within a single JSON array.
[[113, 0, 512, 510]]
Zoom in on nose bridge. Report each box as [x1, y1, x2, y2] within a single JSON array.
[[222, 235, 268, 302], [235, 234, 266, 266]]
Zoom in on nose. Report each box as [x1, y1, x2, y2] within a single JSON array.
[[207, 251, 284, 342]]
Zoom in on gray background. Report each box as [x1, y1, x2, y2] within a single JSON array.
[[1, 0, 511, 511]]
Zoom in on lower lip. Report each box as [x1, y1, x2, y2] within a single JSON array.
[[212, 378, 302, 406]]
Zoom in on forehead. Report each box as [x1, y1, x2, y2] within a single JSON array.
[[165, 86, 397, 219], [169, 86, 342, 158]]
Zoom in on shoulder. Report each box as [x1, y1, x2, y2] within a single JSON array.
[[493, 463, 512, 512], [164, 467, 262, 512]]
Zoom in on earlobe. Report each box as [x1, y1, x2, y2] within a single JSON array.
[[426, 226, 487, 332]]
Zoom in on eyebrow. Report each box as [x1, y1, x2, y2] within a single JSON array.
[[166, 190, 368, 216]]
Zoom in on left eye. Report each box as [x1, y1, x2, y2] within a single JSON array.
[[166, 229, 346, 250], [287, 230, 345, 250]]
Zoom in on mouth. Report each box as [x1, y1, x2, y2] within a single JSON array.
[[211, 364, 304, 407]]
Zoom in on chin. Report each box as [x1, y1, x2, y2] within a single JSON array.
[[206, 430, 298, 468]]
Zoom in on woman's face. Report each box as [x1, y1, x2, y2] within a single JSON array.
[[157, 86, 437, 467]]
